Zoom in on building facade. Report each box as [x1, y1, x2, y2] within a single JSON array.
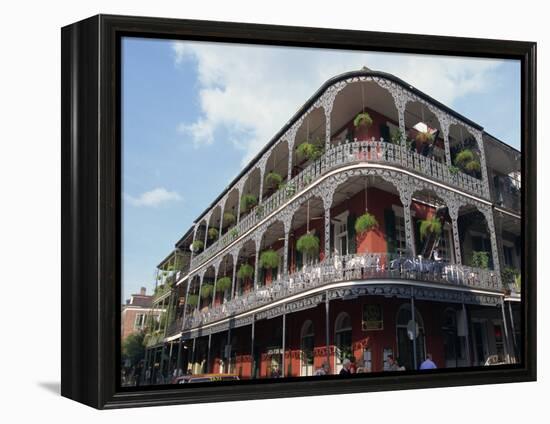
[[141, 69, 521, 383], [121, 287, 162, 340]]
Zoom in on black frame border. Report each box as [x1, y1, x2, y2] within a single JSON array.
[[61, 14, 537, 409]]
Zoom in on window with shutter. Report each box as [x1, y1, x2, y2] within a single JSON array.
[[384, 209, 396, 254], [347, 213, 356, 254]]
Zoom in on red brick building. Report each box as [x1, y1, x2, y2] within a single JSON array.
[[121, 287, 161, 340], [141, 69, 521, 383]]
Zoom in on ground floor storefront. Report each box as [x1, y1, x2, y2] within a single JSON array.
[[144, 289, 520, 383]]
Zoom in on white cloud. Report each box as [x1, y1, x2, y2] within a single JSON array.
[[173, 41, 504, 165], [124, 188, 182, 208]]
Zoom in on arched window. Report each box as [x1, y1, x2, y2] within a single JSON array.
[[334, 312, 353, 373], [396, 304, 426, 371], [300, 320, 315, 376]]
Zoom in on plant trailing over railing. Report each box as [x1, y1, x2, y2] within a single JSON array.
[[200, 283, 214, 299], [255, 204, 264, 219], [455, 148, 481, 176], [297, 140, 324, 161], [296, 233, 320, 255], [237, 263, 254, 280], [415, 130, 435, 144], [208, 227, 219, 240], [265, 171, 283, 190], [229, 227, 239, 239], [215, 276, 232, 293], [240, 194, 258, 213], [389, 128, 403, 144], [186, 294, 199, 307], [419, 216, 442, 241], [191, 240, 204, 253], [448, 165, 460, 175], [260, 249, 279, 269], [471, 251, 489, 269], [353, 111, 373, 129], [223, 212, 236, 227], [354, 212, 378, 235], [502, 267, 520, 290], [279, 182, 296, 197]]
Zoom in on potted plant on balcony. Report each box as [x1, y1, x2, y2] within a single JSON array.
[[471, 251, 489, 269], [240, 193, 258, 213], [389, 128, 404, 145], [260, 249, 279, 269], [353, 111, 373, 130], [455, 148, 481, 176], [354, 212, 378, 235], [415, 130, 435, 144], [215, 276, 232, 293], [297, 140, 323, 162], [229, 227, 239, 239], [186, 294, 199, 307], [419, 216, 442, 240], [237, 263, 254, 280], [296, 232, 320, 256], [223, 211, 236, 228], [200, 283, 214, 299], [208, 227, 219, 241], [265, 171, 283, 190], [191, 240, 204, 253]]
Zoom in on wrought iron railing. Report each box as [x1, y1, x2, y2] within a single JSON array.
[[183, 252, 500, 331], [191, 139, 486, 270], [492, 175, 521, 212]]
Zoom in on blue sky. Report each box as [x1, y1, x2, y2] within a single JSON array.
[[122, 37, 520, 300]]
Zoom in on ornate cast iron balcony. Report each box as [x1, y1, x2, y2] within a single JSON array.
[[191, 139, 486, 271], [183, 252, 500, 332]]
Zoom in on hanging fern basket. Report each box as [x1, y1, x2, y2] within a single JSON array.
[[265, 171, 283, 189], [354, 212, 378, 235], [240, 194, 258, 212], [186, 294, 199, 307], [237, 263, 254, 280], [215, 276, 232, 293], [200, 283, 214, 299], [296, 233, 320, 255], [191, 240, 204, 252], [353, 112, 373, 129], [208, 227, 219, 240], [419, 217, 442, 241], [260, 249, 280, 269], [415, 131, 434, 144], [223, 212, 236, 227]]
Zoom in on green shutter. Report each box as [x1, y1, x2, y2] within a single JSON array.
[[259, 267, 265, 285], [273, 265, 278, 280], [384, 208, 396, 254], [347, 214, 356, 254]]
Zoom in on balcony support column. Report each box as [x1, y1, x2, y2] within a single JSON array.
[[324, 205, 331, 259], [196, 272, 205, 314], [206, 333, 212, 373], [324, 105, 332, 151], [258, 156, 267, 204], [481, 206, 502, 286], [204, 221, 209, 250], [399, 184, 415, 256], [181, 279, 192, 331], [474, 131, 491, 199], [231, 253, 238, 299], [212, 266, 219, 308], [439, 114, 452, 166], [285, 124, 298, 180], [325, 291, 330, 373], [448, 202, 462, 265], [283, 231, 290, 277], [254, 248, 260, 290], [281, 311, 286, 377], [500, 300, 511, 364]]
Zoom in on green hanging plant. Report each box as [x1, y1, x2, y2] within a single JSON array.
[[353, 112, 373, 129], [501, 267, 520, 289], [471, 251, 489, 269], [229, 227, 239, 239], [265, 171, 283, 190], [240, 194, 258, 212], [208, 227, 219, 240], [455, 148, 481, 176], [415, 130, 435, 144], [297, 141, 323, 161], [237, 263, 254, 280], [419, 216, 442, 241], [215, 276, 232, 293], [354, 212, 378, 235], [186, 294, 199, 307], [296, 233, 320, 255], [260, 249, 279, 269], [191, 240, 204, 252], [223, 212, 236, 227], [200, 283, 214, 299]]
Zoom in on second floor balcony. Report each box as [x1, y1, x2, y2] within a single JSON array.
[[181, 252, 501, 333], [190, 139, 487, 271]]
